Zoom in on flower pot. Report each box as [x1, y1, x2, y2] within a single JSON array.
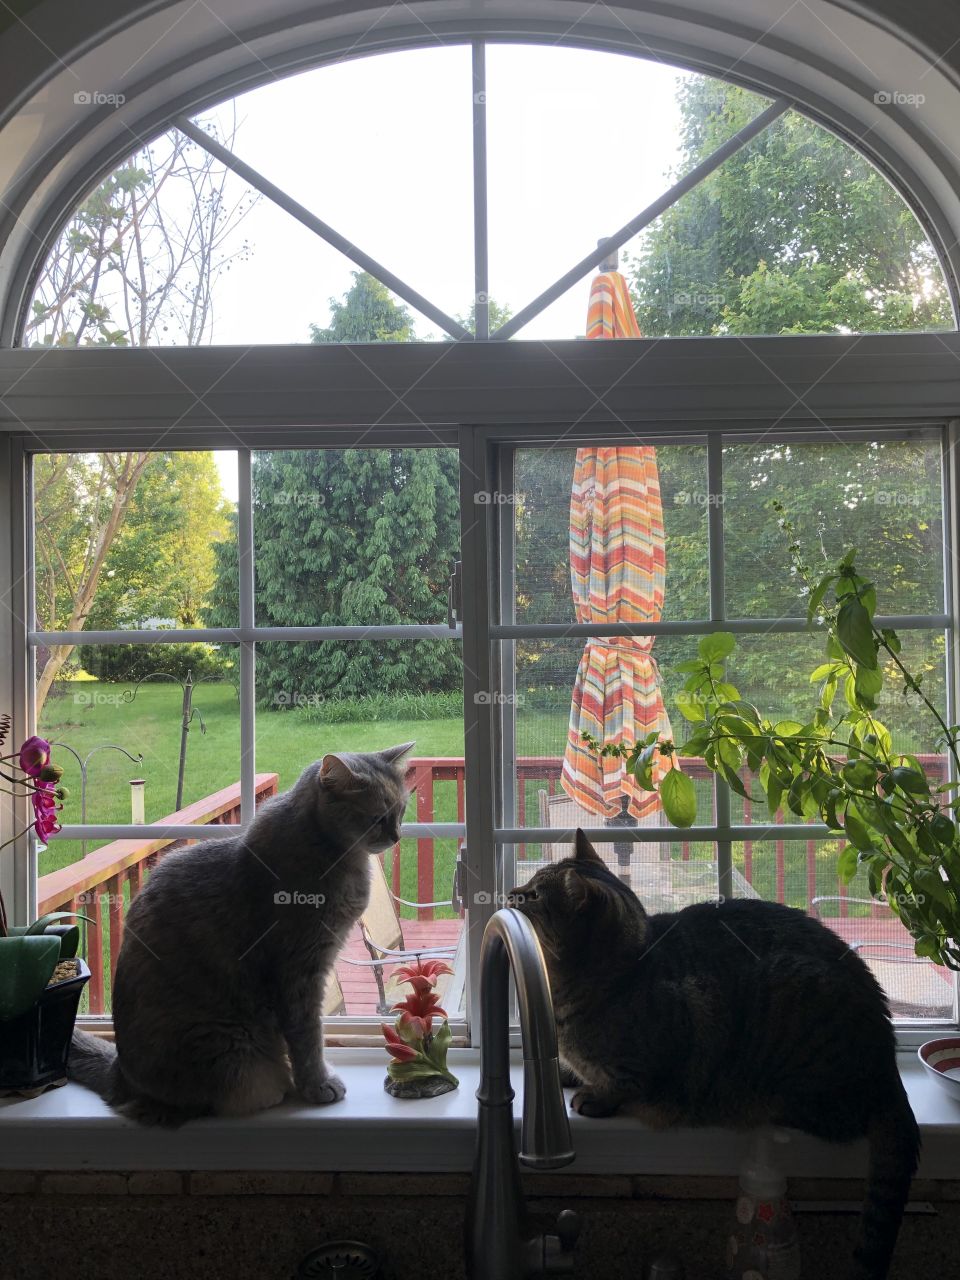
[[0, 958, 90, 1097]]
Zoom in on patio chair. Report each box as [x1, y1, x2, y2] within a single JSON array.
[[323, 969, 346, 1017], [339, 855, 461, 1015], [811, 895, 954, 1016]]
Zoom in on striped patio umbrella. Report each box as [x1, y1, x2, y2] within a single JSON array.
[[560, 270, 673, 820]]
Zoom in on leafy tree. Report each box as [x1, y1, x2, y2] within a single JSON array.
[[31, 117, 257, 710], [208, 274, 463, 704], [82, 452, 232, 630], [629, 78, 952, 337]]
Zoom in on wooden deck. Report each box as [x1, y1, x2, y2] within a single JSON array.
[[335, 918, 463, 1017]]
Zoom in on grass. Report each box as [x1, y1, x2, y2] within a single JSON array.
[[38, 681, 876, 925]]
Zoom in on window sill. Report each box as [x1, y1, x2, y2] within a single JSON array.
[[1, 1049, 957, 1179]]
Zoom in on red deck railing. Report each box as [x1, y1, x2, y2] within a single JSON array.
[[36, 754, 949, 1012]]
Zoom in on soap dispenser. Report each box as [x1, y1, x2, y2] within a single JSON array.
[[725, 1128, 800, 1279]]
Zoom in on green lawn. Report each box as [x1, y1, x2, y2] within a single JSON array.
[[39, 684, 464, 908], [39, 683, 859, 921]]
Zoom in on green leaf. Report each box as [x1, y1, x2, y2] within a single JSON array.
[[26, 911, 95, 934], [890, 766, 929, 795], [837, 597, 877, 669], [841, 760, 876, 789], [843, 807, 875, 852], [660, 768, 697, 828], [0, 934, 61, 1019], [837, 844, 860, 883], [931, 813, 955, 845], [698, 632, 736, 663], [806, 573, 837, 626], [677, 727, 712, 757], [853, 664, 883, 710]]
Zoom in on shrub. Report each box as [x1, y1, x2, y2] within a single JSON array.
[[76, 641, 233, 685]]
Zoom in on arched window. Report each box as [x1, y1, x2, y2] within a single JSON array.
[[3, 24, 959, 1042], [23, 45, 955, 349]]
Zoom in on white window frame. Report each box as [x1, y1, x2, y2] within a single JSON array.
[[3, 344, 960, 1046]]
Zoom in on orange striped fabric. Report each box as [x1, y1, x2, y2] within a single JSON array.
[[560, 271, 673, 820]]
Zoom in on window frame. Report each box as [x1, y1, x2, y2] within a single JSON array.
[[486, 421, 958, 1042], [3, 345, 960, 1045]]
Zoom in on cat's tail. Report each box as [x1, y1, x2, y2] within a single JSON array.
[[66, 1028, 122, 1102], [853, 1081, 920, 1279]]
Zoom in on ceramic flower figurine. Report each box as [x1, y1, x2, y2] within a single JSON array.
[[382, 957, 459, 1098]]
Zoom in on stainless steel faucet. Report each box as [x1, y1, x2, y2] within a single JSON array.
[[465, 908, 581, 1279]]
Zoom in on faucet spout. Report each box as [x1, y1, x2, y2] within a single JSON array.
[[466, 908, 578, 1280]]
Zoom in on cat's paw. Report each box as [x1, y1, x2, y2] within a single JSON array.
[[300, 1074, 346, 1106], [570, 1088, 620, 1118]]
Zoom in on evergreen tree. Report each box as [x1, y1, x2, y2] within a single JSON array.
[[207, 273, 463, 704]]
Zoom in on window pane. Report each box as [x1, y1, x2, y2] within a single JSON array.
[[735, 837, 955, 1021], [503, 839, 726, 915], [512, 443, 709, 625], [33, 450, 238, 641], [37, 643, 240, 1014], [200, 46, 475, 340], [723, 436, 944, 618], [490, 53, 952, 340], [505, 636, 715, 828], [252, 448, 460, 630], [255, 639, 465, 1019]]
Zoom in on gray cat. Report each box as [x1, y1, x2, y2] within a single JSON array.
[[511, 831, 919, 1280], [68, 743, 413, 1125]]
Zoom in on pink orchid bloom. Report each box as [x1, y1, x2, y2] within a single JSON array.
[[31, 781, 61, 843], [19, 735, 51, 777]]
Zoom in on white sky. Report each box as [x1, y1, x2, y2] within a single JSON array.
[[199, 44, 694, 345], [200, 44, 696, 501]]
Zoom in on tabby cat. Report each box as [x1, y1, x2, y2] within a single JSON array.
[[510, 830, 919, 1280], [68, 743, 414, 1125]]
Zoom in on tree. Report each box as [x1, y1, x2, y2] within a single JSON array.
[[629, 78, 952, 337], [83, 452, 232, 630], [30, 117, 257, 711], [309, 271, 415, 343], [512, 80, 949, 740], [208, 273, 463, 704]]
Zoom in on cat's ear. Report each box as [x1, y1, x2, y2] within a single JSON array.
[[562, 865, 601, 911], [574, 829, 604, 865], [319, 753, 361, 791], [381, 741, 415, 765]]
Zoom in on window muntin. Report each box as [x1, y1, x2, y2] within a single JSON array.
[[21, 44, 955, 350]]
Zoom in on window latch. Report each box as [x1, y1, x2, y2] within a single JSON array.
[[447, 557, 462, 629], [453, 844, 466, 912]]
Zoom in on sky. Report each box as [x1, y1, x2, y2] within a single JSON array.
[[194, 43, 696, 500], [198, 43, 694, 345]]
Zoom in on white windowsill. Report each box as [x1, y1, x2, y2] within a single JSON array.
[[1, 1050, 958, 1179]]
